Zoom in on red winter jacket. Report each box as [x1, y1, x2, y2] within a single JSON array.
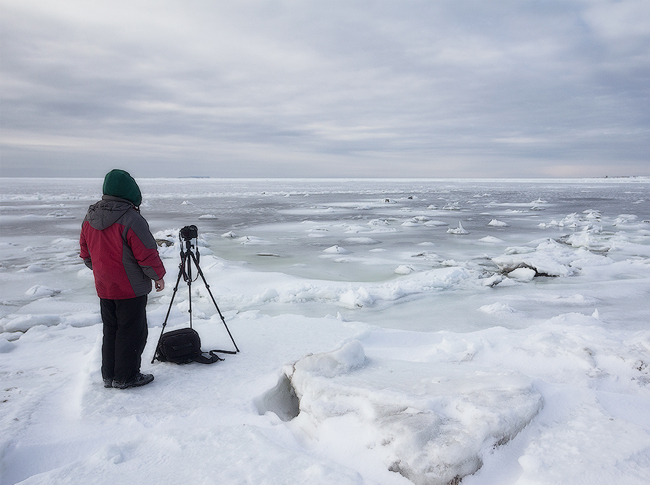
[[80, 196, 166, 299]]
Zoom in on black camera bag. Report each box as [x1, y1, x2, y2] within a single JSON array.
[[155, 328, 224, 364]]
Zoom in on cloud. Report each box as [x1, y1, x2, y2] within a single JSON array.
[[1, 0, 649, 177]]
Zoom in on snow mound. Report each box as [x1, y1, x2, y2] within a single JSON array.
[[447, 222, 469, 235], [394, 265, 414, 275], [492, 239, 611, 277], [1, 314, 61, 332], [479, 236, 503, 243], [508, 267, 536, 282], [614, 214, 638, 226], [424, 220, 448, 227], [338, 288, 374, 309], [538, 211, 602, 230], [479, 302, 518, 314], [238, 236, 273, 245], [0, 337, 15, 353], [293, 340, 367, 379], [323, 245, 350, 254], [23, 264, 50, 273], [25, 285, 59, 298], [286, 341, 543, 485], [561, 228, 610, 252], [488, 219, 508, 227], [0, 312, 100, 333], [342, 237, 380, 245], [402, 219, 420, 227]]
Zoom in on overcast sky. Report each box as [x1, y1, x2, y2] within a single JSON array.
[[1, 0, 649, 178]]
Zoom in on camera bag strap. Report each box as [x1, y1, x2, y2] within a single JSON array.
[[193, 349, 236, 364]]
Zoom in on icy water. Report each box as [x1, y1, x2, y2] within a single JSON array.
[[2, 177, 649, 331]]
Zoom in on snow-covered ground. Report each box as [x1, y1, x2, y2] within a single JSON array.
[[1, 177, 649, 484]]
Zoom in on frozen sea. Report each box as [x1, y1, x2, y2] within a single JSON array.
[[1, 177, 650, 485]]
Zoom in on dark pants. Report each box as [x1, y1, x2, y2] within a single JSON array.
[[100, 295, 148, 383]]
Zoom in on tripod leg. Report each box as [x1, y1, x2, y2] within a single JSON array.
[[186, 252, 193, 330], [151, 251, 186, 363], [189, 251, 240, 353]]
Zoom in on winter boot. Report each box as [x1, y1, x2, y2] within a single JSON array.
[[113, 373, 154, 389]]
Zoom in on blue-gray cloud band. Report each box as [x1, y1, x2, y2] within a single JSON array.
[[1, 0, 649, 177]]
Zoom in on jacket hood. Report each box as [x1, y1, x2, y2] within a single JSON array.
[[103, 169, 142, 207], [85, 197, 134, 231]]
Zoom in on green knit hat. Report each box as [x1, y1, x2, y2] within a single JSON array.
[[103, 169, 142, 206]]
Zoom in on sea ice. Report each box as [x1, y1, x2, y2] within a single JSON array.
[[1, 177, 649, 485]]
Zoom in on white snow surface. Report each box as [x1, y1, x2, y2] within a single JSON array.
[[1, 177, 650, 485]]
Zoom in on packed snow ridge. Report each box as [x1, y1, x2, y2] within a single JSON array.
[[258, 341, 543, 485]]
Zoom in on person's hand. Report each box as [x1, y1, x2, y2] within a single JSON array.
[[155, 279, 165, 292]]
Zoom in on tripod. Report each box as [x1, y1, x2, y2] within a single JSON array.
[[152, 228, 239, 364]]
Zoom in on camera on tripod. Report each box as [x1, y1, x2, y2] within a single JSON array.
[[178, 225, 199, 249], [179, 225, 198, 242]]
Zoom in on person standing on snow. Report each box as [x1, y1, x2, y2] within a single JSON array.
[[80, 169, 166, 389]]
